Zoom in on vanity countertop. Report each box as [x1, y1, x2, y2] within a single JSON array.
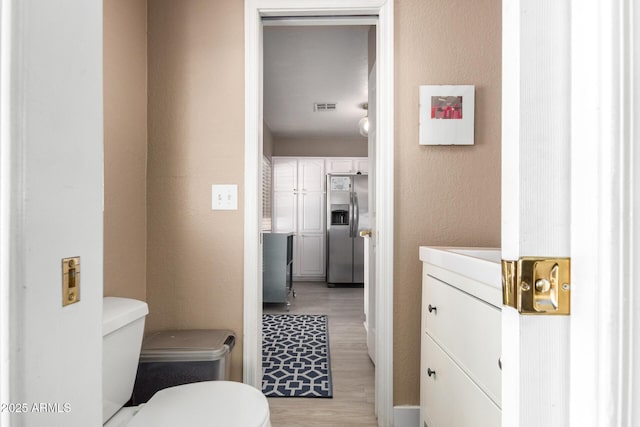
[[419, 246, 501, 291]]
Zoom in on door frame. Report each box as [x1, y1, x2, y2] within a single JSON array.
[[569, 0, 639, 425], [243, 1, 395, 425]]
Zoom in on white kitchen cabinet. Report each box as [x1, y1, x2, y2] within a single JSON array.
[[298, 191, 324, 233], [272, 192, 296, 233], [273, 158, 297, 192], [296, 233, 325, 277], [420, 253, 502, 427], [272, 157, 326, 280], [325, 158, 354, 174], [354, 158, 369, 173], [325, 157, 368, 174], [297, 158, 325, 192]]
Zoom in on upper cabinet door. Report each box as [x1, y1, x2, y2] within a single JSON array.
[[354, 158, 369, 174], [326, 157, 369, 174], [297, 158, 325, 192], [273, 158, 298, 192], [326, 158, 354, 174]]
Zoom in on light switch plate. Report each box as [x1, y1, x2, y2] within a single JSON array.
[[212, 184, 238, 210]]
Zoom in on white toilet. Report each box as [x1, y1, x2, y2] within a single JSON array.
[[103, 297, 271, 427]]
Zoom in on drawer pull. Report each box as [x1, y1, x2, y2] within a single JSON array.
[[427, 368, 436, 378], [428, 304, 437, 314], [498, 357, 502, 370]]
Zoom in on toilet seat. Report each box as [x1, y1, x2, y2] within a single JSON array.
[[126, 381, 271, 427]]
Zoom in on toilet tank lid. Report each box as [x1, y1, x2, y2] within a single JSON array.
[[103, 297, 149, 337]]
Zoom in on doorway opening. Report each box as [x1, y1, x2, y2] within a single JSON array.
[[261, 22, 376, 422], [244, 2, 394, 426]]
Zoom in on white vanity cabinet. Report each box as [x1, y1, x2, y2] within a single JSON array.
[[419, 247, 502, 427]]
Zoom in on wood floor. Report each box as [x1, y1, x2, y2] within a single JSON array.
[[263, 281, 377, 427]]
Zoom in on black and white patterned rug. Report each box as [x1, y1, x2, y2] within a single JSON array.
[[262, 314, 333, 398]]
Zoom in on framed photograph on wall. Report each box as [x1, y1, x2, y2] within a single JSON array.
[[419, 85, 475, 145]]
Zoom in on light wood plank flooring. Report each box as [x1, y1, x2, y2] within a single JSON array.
[[263, 281, 377, 427]]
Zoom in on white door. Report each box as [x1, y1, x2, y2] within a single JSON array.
[[364, 64, 376, 364], [500, 2, 640, 426], [501, 2, 571, 426], [1, 2, 105, 425]]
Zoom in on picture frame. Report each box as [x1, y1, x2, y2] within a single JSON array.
[[419, 85, 475, 145]]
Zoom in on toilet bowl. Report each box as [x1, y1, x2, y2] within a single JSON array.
[[103, 297, 270, 427]]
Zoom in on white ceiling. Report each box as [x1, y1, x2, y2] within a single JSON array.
[[263, 26, 370, 139]]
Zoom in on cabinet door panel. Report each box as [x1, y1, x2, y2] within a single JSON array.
[[326, 158, 354, 174], [354, 158, 369, 173], [298, 192, 324, 233], [420, 334, 501, 427], [297, 233, 325, 277], [298, 158, 325, 192], [273, 192, 296, 233], [273, 158, 298, 192]]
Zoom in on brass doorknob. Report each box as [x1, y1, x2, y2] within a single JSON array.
[[360, 229, 372, 237]]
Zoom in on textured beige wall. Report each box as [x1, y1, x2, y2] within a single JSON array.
[[146, 0, 245, 382], [103, 0, 148, 301], [394, 0, 502, 404], [142, 0, 500, 400], [274, 136, 368, 157]]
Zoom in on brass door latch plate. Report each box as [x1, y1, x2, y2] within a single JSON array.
[[502, 258, 570, 315], [62, 257, 80, 306]]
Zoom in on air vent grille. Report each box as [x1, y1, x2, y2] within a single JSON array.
[[314, 103, 337, 112]]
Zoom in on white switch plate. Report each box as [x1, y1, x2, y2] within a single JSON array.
[[212, 184, 238, 210]]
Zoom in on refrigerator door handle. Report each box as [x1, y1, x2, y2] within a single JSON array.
[[348, 192, 355, 238], [353, 192, 360, 235]]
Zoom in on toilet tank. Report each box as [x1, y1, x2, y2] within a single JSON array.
[[103, 297, 149, 423]]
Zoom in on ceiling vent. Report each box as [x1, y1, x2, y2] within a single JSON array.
[[314, 103, 337, 112]]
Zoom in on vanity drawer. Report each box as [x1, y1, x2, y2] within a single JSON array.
[[420, 334, 501, 427], [422, 273, 501, 404]]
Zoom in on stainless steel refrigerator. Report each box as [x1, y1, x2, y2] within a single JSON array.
[[326, 174, 368, 284]]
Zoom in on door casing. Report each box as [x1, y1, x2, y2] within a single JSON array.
[[243, 1, 395, 426]]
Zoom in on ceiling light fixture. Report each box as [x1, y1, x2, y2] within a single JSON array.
[[359, 103, 369, 137]]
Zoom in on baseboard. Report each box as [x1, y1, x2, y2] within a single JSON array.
[[393, 405, 419, 427], [292, 276, 326, 282]]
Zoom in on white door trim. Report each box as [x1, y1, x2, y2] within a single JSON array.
[[570, 0, 638, 425], [244, 1, 394, 426], [0, 0, 13, 422]]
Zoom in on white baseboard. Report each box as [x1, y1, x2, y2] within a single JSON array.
[[292, 276, 326, 282], [393, 405, 419, 427]]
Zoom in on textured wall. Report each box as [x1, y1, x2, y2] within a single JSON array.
[[274, 136, 368, 157], [146, 0, 245, 382], [103, 0, 148, 301], [394, 0, 502, 404], [142, 0, 501, 401]]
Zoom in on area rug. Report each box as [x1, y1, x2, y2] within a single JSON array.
[[262, 314, 333, 398]]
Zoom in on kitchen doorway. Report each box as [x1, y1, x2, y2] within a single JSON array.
[[244, 1, 395, 425]]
